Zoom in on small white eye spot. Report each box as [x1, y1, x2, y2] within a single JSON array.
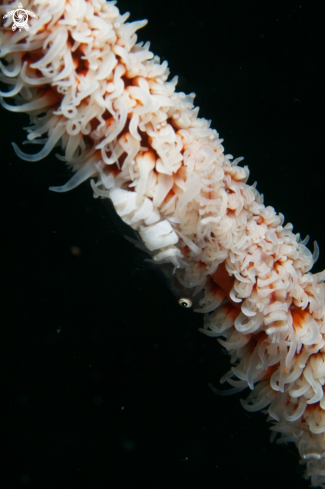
[[178, 298, 192, 309]]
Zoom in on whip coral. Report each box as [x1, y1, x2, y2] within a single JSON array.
[[1, 1, 325, 486]]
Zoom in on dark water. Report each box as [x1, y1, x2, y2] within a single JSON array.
[[2, 1, 323, 488]]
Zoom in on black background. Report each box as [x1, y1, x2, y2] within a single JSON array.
[[1, 0, 324, 488]]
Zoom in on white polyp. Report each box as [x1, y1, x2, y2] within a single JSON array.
[[1, 91, 56, 113], [0, 78, 23, 97], [50, 161, 98, 192], [12, 124, 66, 162]]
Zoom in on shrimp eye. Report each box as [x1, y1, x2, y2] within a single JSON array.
[[178, 298, 192, 309]]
